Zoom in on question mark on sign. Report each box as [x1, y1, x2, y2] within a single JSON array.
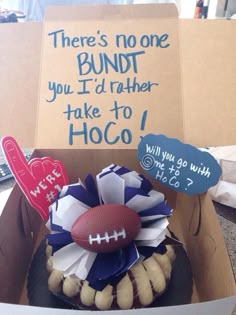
[[186, 178, 193, 190]]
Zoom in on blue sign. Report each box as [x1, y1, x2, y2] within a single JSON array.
[[137, 134, 222, 195]]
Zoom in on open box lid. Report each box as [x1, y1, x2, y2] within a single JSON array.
[[36, 4, 183, 149], [1, 5, 236, 148], [0, 4, 181, 149]]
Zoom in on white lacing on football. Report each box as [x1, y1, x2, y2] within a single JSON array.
[[46, 244, 176, 310], [88, 228, 126, 245]]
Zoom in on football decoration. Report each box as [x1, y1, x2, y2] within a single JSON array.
[[46, 164, 173, 290], [71, 204, 141, 253]]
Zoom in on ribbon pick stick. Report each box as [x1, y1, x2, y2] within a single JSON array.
[[1, 136, 69, 220]]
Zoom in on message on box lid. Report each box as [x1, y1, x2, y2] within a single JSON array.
[[36, 5, 182, 149]]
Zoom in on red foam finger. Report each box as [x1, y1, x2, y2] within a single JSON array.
[[30, 158, 46, 180], [41, 157, 54, 175], [42, 157, 69, 189], [1, 136, 36, 189], [1, 137, 69, 221], [56, 162, 69, 188]]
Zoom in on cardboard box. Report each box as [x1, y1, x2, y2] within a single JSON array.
[[0, 150, 235, 314], [0, 4, 235, 314]]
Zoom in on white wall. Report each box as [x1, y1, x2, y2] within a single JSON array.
[[0, 0, 221, 19], [0, 0, 193, 18], [179, 0, 196, 18], [0, 0, 20, 10]]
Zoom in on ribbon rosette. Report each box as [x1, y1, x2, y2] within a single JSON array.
[[46, 164, 173, 290]]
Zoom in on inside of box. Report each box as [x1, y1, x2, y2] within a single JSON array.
[[175, 193, 236, 301], [0, 149, 235, 307]]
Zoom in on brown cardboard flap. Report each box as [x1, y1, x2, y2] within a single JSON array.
[[175, 192, 236, 300], [36, 4, 182, 148], [0, 184, 42, 303], [1, 13, 236, 148], [0, 22, 41, 148], [45, 3, 178, 20], [180, 19, 236, 147]]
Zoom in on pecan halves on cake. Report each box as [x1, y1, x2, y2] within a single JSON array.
[[95, 285, 114, 310], [153, 252, 172, 280], [116, 273, 133, 309], [63, 275, 81, 298], [80, 281, 96, 306], [48, 270, 64, 293], [142, 256, 166, 295], [46, 245, 176, 310]]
